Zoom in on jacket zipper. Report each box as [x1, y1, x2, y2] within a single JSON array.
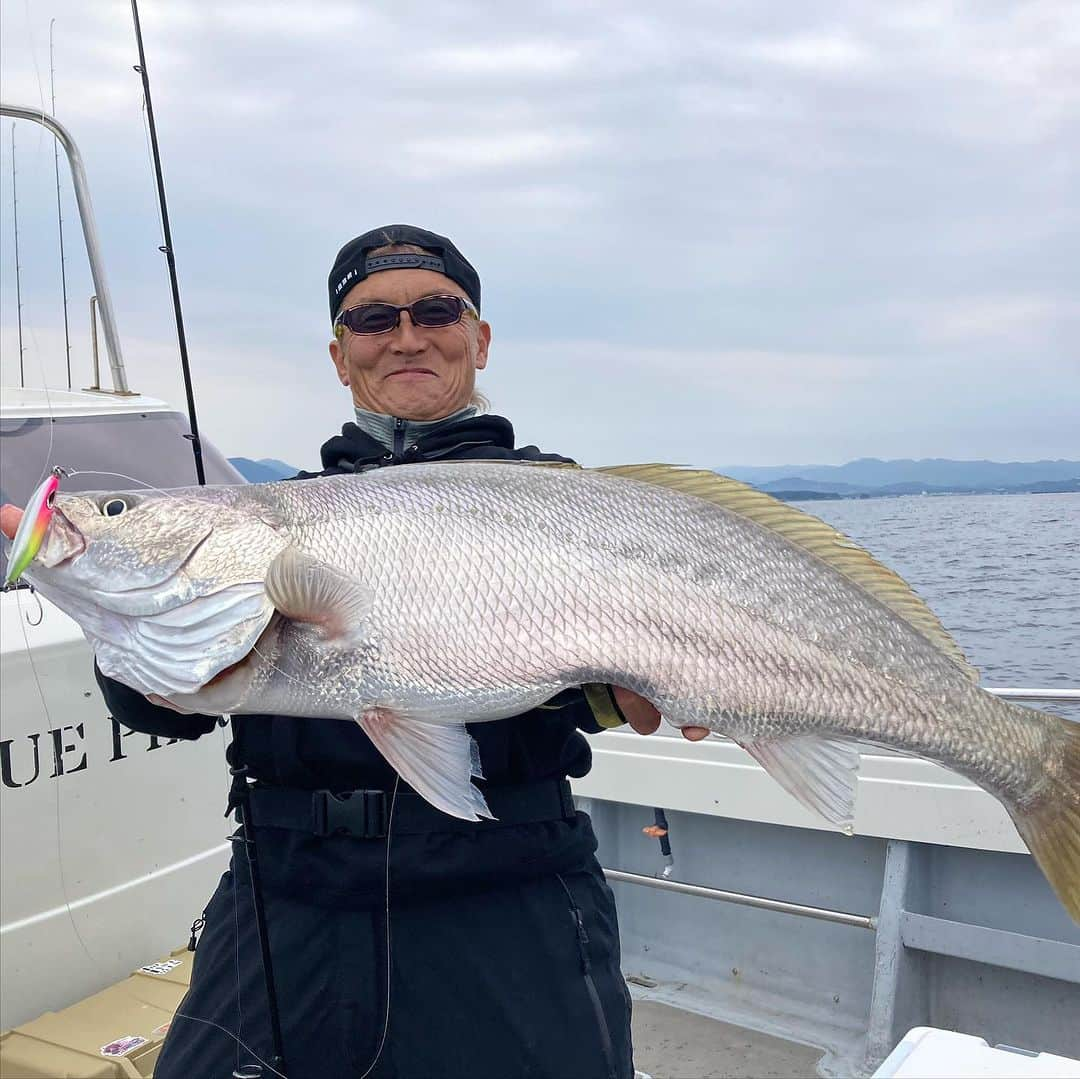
[[556, 874, 617, 1079], [393, 417, 406, 459], [187, 912, 206, 951]]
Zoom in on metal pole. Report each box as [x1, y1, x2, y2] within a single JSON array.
[[0, 103, 130, 393], [11, 124, 25, 387], [129, 0, 205, 486], [603, 868, 877, 930], [51, 20, 73, 389], [89, 296, 101, 391], [986, 688, 1080, 703]]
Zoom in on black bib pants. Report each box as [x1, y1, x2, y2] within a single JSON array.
[[155, 818, 633, 1079]]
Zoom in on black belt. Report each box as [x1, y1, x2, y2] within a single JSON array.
[[245, 779, 577, 839]]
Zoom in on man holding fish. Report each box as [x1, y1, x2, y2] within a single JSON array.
[[3, 227, 1076, 1079], [4, 225, 684, 1078]]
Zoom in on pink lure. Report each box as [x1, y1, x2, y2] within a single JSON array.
[[3, 473, 60, 585]]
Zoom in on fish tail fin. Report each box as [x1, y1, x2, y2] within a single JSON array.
[[1009, 715, 1080, 924]]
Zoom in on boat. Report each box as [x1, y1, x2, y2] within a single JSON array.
[[2, 100, 1078, 1078]]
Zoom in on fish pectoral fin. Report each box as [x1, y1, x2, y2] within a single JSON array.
[[357, 711, 493, 822], [737, 734, 861, 834], [265, 546, 372, 648]]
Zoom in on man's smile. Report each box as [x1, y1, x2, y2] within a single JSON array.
[[385, 368, 438, 380]]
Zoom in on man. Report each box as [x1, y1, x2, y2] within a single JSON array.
[[97, 225, 707, 1079]]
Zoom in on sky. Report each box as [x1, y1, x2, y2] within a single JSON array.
[[0, 0, 1077, 472]]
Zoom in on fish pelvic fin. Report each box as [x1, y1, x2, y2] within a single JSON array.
[[595, 464, 979, 684], [265, 546, 372, 648], [1009, 717, 1080, 925], [357, 711, 493, 822], [738, 734, 861, 834]]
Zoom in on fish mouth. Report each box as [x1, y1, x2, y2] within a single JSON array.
[[34, 507, 87, 570]]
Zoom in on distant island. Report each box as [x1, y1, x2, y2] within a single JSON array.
[[230, 455, 1080, 500], [716, 458, 1080, 501]]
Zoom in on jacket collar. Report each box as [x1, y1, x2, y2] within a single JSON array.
[[319, 411, 516, 472], [351, 404, 479, 450]]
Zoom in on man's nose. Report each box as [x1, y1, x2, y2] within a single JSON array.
[[389, 311, 428, 352], [1, 504, 23, 541]]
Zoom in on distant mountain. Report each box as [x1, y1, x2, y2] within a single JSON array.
[[229, 457, 299, 483], [719, 458, 1080, 499], [719, 458, 1080, 489], [258, 458, 301, 476]]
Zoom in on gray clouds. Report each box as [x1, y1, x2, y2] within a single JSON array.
[[1, 0, 1077, 469]]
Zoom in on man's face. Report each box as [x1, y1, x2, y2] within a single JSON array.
[[329, 268, 491, 420]]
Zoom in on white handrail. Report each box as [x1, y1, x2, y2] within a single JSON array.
[[0, 102, 129, 394], [986, 688, 1080, 703]]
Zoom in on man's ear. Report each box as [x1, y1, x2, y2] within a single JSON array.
[[329, 338, 350, 386], [475, 320, 492, 371]]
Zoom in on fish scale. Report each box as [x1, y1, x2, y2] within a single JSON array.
[[3, 460, 1077, 921]]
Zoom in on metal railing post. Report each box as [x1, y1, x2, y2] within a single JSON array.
[[87, 295, 101, 391], [1, 102, 131, 395]]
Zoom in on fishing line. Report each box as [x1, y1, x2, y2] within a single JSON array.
[[15, 586, 101, 973], [229, 827, 247, 1078], [20, 0, 48, 148], [63, 468, 185, 499], [138, 95, 168, 253], [360, 775, 400, 1079]]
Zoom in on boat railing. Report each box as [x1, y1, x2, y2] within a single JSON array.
[[0, 101, 130, 395], [600, 683, 1079, 930], [984, 687, 1079, 703]]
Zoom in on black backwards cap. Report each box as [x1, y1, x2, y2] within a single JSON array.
[[328, 224, 482, 320]]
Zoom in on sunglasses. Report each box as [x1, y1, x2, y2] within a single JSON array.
[[335, 295, 478, 336]]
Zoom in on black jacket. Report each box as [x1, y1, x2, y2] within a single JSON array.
[[96, 412, 624, 797]]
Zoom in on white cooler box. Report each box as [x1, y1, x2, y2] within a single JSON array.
[[873, 1027, 1080, 1078]]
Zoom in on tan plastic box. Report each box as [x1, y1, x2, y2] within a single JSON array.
[[0, 946, 192, 1079]]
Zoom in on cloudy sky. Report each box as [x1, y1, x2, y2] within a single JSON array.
[[1, 0, 1077, 472]]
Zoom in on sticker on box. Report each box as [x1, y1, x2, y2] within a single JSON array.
[[101, 1035, 147, 1057], [140, 958, 183, 975]]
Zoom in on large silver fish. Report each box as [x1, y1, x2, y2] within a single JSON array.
[[2, 462, 1077, 921]]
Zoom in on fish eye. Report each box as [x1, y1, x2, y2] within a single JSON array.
[[101, 498, 129, 517]]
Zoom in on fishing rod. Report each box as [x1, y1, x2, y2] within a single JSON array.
[[10, 124, 26, 388], [129, 0, 205, 486], [50, 20, 73, 390]]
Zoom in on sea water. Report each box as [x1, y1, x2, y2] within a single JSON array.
[[794, 491, 1079, 724]]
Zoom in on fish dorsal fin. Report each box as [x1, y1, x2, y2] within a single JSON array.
[[595, 464, 978, 682]]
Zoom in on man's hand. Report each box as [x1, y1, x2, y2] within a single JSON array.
[[611, 686, 709, 741]]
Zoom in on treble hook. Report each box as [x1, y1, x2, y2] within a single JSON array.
[[25, 586, 44, 627]]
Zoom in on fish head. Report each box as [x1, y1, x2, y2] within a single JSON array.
[[34, 489, 214, 588], [2, 480, 290, 701]]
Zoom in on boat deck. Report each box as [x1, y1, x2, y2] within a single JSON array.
[[632, 1001, 825, 1079]]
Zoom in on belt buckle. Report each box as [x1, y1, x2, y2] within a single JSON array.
[[312, 789, 387, 839]]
